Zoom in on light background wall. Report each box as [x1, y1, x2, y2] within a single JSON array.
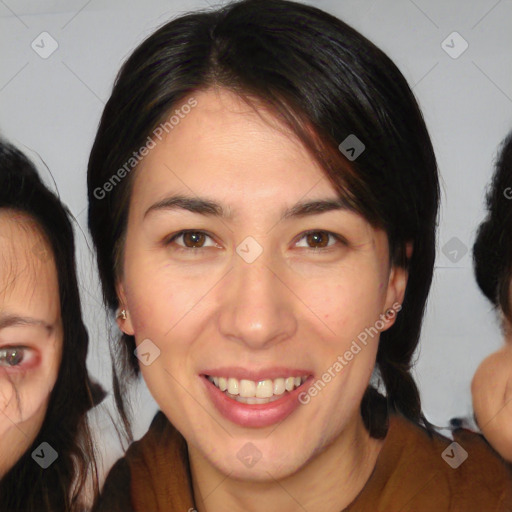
[[1, 0, 511, 481]]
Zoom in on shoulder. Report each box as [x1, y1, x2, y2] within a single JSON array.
[[92, 411, 174, 512], [450, 424, 512, 494], [375, 414, 512, 510]]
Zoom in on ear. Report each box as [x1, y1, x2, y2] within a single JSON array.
[[382, 241, 412, 330], [115, 280, 135, 336]]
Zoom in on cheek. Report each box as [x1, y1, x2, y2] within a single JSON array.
[[125, 281, 178, 338], [124, 261, 207, 339], [0, 342, 60, 430], [0, 376, 52, 437], [298, 268, 384, 400], [309, 269, 385, 337]]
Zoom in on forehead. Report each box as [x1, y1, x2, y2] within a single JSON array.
[[132, 88, 338, 206], [0, 210, 60, 319]]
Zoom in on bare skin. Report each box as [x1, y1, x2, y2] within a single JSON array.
[[116, 87, 409, 512], [0, 211, 62, 477], [472, 317, 512, 462]]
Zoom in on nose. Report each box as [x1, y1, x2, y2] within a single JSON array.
[[217, 245, 297, 350]]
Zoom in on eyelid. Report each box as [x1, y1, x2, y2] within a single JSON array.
[[294, 229, 348, 249], [164, 229, 220, 250], [0, 345, 37, 370], [165, 229, 348, 251]]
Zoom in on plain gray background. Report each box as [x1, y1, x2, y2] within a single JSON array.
[[1, 0, 512, 480]]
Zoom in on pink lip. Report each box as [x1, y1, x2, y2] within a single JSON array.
[[201, 373, 314, 428], [201, 366, 311, 382]]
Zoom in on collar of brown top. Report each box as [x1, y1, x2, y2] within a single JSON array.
[[125, 411, 512, 511]]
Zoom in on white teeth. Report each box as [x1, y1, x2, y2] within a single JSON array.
[[227, 378, 239, 395], [239, 379, 256, 397], [273, 378, 285, 395], [207, 374, 308, 400], [256, 380, 273, 398]]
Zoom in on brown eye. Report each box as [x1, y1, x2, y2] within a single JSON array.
[[296, 230, 345, 250], [165, 230, 218, 251], [182, 231, 207, 248], [0, 347, 24, 367], [305, 231, 330, 248]]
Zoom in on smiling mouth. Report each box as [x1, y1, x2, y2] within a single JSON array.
[[206, 375, 310, 404]]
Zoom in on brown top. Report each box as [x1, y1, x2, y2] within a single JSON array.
[[93, 411, 512, 512]]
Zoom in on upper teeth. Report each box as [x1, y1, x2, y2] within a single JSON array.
[[207, 376, 308, 398]]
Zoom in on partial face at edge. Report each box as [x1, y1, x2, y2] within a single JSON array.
[[0, 211, 63, 477], [472, 285, 512, 462], [116, 88, 407, 480]]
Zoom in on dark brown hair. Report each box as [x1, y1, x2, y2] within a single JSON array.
[[87, 0, 439, 440], [473, 130, 512, 324]]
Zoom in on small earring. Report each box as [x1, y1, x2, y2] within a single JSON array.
[[117, 308, 127, 320]]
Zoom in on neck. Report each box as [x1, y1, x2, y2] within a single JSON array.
[[188, 414, 384, 512]]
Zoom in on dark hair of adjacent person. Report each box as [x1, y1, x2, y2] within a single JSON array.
[[473, 130, 512, 325], [87, 0, 439, 441], [0, 140, 106, 512]]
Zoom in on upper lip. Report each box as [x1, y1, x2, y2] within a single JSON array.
[[201, 366, 312, 382]]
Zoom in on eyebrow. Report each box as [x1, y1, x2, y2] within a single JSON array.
[[143, 194, 351, 222], [0, 314, 54, 333]]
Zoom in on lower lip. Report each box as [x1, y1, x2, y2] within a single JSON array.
[[202, 375, 313, 428]]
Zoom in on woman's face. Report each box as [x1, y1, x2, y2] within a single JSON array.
[[0, 211, 62, 477], [118, 88, 407, 480]]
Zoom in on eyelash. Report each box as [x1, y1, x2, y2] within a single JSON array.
[[164, 229, 347, 254]]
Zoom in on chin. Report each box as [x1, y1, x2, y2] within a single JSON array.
[[207, 434, 314, 481], [220, 456, 304, 482]]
